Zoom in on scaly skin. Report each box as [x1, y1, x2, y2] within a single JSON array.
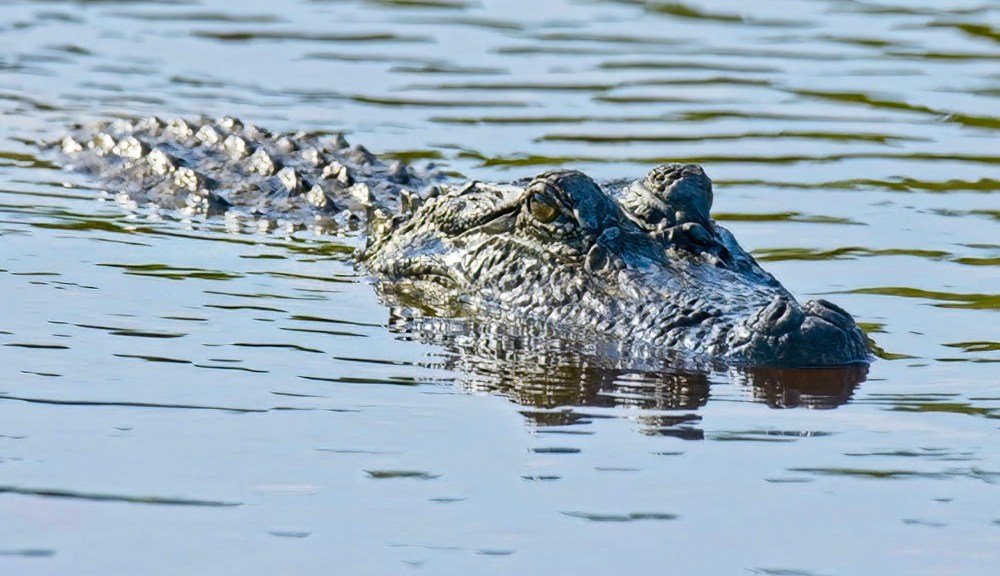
[[54, 115, 437, 232], [363, 168, 870, 367], [53, 116, 870, 368]]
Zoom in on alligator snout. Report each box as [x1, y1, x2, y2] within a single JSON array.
[[731, 296, 870, 367], [756, 296, 805, 335]]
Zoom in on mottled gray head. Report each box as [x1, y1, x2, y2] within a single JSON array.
[[362, 164, 870, 368]]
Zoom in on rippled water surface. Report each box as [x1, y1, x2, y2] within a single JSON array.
[[1, 0, 998, 574]]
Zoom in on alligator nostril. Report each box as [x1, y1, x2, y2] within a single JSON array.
[[803, 299, 856, 331], [767, 300, 788, 323], [758, 296, 805, 336], [816, 299, 849, 318]]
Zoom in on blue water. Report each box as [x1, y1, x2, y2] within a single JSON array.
[[0, 1, 997, 574]]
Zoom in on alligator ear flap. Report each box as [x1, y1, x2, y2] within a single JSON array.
[[585, 243, 610, 274]]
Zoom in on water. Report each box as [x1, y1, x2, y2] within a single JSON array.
[[0, 0, 997, 574]]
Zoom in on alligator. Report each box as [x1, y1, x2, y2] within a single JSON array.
[[52, 116, 871, 368]]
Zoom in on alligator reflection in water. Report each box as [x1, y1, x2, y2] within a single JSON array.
[[731, 365, 868, 410], [389, 311, 867, 437]]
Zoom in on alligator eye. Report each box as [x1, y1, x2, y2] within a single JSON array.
[[529, 194, 559, 224]]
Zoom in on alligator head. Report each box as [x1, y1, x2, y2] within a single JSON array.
[[360, 165, 870, 367]]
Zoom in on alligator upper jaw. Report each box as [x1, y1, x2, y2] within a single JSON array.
[[727, 297, 871, 368]]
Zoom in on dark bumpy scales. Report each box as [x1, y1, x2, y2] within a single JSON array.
[[56, 115, 439, 233], [54, 116, 870, 368]]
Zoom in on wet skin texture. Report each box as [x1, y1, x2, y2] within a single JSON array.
[[54, 116, 870, 368], [364, 168, 870, 367]]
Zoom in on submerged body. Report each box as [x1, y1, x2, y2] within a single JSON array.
[[53, 116, 870, 368]]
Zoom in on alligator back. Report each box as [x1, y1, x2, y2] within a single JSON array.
[[54, 115, 437, 233]]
